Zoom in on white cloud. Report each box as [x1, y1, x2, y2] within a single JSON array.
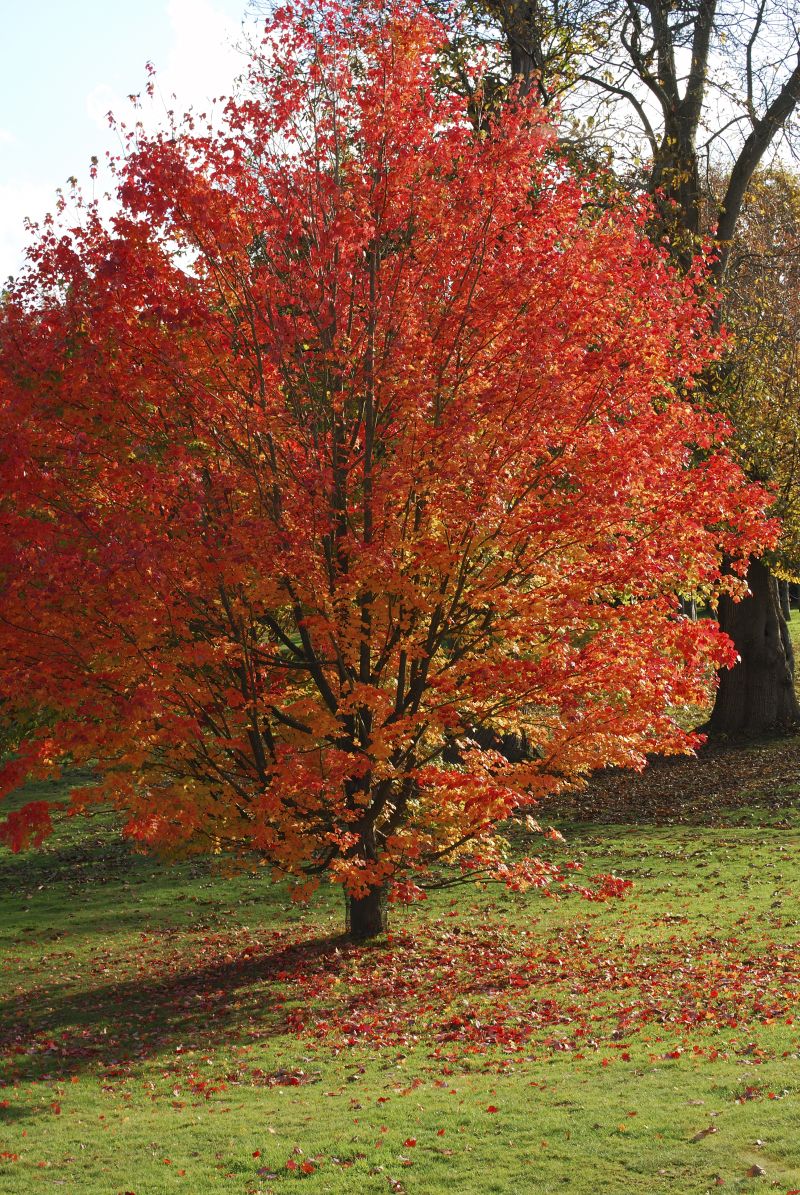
[[0, 181, 54, 282], [160, 0, 245, 110], [0, 128, 15, 146], [84, 0, 246, 138]]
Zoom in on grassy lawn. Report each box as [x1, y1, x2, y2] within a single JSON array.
[[1, 743, 800, 1195]]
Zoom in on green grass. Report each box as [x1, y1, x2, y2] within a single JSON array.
[[2, 751, 800, 1195]]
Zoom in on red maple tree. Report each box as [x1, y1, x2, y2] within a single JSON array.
[[0, 1, 773, 937]]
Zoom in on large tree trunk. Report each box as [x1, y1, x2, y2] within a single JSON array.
[[346, 885, 388, 941], [779, 579, 791, 621], [708, 556, 800, 737]]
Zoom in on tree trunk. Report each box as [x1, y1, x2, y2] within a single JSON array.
[[779, 579, 791, 621], [708, 556, 800, 737], [346, 885, 388, 941]]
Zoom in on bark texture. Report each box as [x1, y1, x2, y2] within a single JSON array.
[[346, 886, 388, 941], [709, 557, 800, 736], [779, 579, 791, 621]]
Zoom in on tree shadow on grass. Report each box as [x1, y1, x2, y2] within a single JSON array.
[[1, 833, 327, 940], [0, 931, 376, 1088], [554, 735, 800, 826], [2, 833, 217, 898]]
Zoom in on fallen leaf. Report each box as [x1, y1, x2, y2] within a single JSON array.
[[690, 1125, 718, 1143]]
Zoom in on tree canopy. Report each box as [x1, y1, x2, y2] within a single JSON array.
[[0, 0, 773, 935], [717, 167, 800, 570]]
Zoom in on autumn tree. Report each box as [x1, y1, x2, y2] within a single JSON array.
[[0, 0, 772, 938]]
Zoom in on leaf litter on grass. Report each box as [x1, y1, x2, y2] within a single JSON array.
[[3, 914, 799, 1082], [2, 739, 800, 1192]]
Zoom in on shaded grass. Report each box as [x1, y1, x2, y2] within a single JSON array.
[[1, 745, 800, 1194]]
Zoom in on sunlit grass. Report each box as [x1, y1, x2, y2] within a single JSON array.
[[1, 741, 799, 1193]]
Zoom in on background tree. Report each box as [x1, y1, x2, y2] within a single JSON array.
[[708, 167, 800, 733], [447, 0, 800, 734], [0, 0, 772, 937]]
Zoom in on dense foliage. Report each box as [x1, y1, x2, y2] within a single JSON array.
[[0, 1, 773, 932], [718, 168, 800, 573]]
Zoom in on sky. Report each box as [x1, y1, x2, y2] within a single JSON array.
[[0, 0, 257, 282]]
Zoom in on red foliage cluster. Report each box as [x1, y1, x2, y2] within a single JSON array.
[[0, 0, 772, 911]]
